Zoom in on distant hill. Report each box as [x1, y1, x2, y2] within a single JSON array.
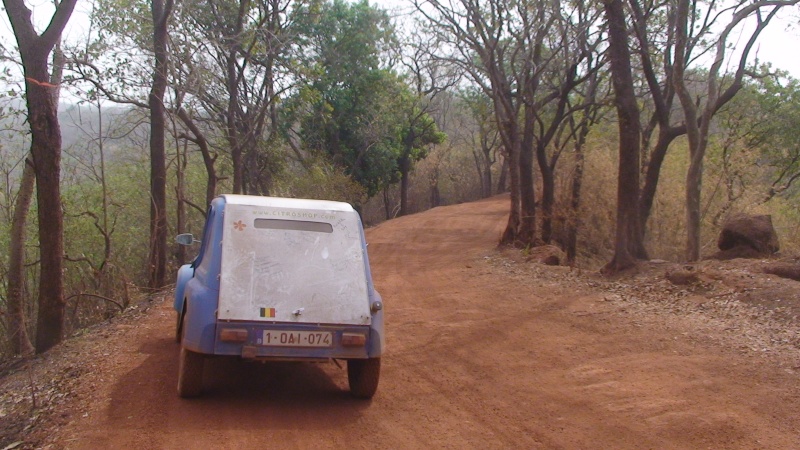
[[0, 99, 147, 163]]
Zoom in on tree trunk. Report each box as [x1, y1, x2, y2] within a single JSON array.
[[398, 155, 411, 216], [601, 0, 644, 274], [518, 141, 536, 246], [176, 107, 217, 206], [566, 147, 584, 265], [147, 0, 174, 289], [383, 188, 392, 220], [175, 140, 187, 266], [638, 127, 679, 236], [29, 72, 67, 353], [6, 158, 36, 355], [5, 0, 77, 353], [429, 167, 441, 208], [496, 153, 508, 194], [481, 157, 493, 198], [537, 142, 555, 244], [499, 141, 521, 246]]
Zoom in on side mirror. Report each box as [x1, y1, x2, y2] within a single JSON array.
[[175, 233, 197, 246]]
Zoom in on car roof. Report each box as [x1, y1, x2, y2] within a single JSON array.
[[220, 194, 355, 212]]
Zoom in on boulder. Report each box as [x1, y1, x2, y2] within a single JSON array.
[[713, 214, 779, 259]]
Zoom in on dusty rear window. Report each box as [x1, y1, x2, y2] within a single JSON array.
[[254, 218, 333, 233]]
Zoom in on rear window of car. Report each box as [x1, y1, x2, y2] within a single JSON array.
[[254, 219, 333, 233]]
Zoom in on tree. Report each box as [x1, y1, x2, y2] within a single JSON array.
[[717, 72, 800, 205], [415, 0, 603, 247], [291, 0, 407, 200], [601, 0, 642, 273], [72, 0, 174, 289], [672, 0, 791, 261], [5, 157, 35, 355], [394, 30, 452, 216], [175, 0, 299, 196], [396, 105, 446, 216], [458, 88, 501, 199], [147, 0, 175, 289], [558, 62, 606, 264], [628, 0, 797, 261], [3, 0, 78, 352]]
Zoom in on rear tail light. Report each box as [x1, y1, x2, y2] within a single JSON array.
[[341, 333, 366, 347], [220, 328, 248, 343]]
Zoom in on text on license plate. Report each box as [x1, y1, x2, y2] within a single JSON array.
[[261, 330, 333, 347]]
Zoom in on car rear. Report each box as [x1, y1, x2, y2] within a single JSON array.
[[214, 196, 374, 361]]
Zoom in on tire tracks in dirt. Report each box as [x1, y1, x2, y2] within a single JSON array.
[[42, 195, 800, 449]]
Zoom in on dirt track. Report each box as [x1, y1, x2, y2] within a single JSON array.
[[47, 195, 800, 448]]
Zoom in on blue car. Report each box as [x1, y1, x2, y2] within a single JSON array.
[[174, 195, 384, 398]]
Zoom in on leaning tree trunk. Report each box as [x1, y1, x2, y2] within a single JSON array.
[[5, 158, 36, 355]]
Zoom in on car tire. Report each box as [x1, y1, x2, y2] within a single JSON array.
[[175, 310, 184, 344], [347, 357, 380, 399], [177, 325, 204, 398]]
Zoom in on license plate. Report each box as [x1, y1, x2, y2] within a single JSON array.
[[261, 330, 333, 348]]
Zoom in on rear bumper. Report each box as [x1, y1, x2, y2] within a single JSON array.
[[213, 322, 373, 360]]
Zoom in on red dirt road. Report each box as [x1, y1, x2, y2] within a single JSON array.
[[54, 195, 800, 448]]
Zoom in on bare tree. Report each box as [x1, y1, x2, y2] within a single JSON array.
[[176, 0, 296, 196], [415, 0, 603, 247]]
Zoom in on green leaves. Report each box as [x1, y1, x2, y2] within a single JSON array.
[[289, 0, 414, 198], [718, 68, 800, 200]]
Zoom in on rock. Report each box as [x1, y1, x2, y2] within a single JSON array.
[[712, 214, 779, 259], [525, 245, 565, 266], [711, 246, 765, 261], [666, 269, 699, 285]]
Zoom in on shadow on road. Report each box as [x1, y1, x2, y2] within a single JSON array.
[[106, 336, 372, 434]]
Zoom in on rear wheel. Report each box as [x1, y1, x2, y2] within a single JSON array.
[[347, 357, 380, 399], [177, 324, 204, 398], [175, 310, 184, 344]]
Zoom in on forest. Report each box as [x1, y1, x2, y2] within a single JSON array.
[[1, 0, 799, 359]]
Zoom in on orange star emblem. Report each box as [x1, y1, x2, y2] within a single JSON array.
[[233, 220, 247, 231]]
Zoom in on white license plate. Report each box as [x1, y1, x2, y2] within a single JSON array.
[[261, 330, 333, 348]]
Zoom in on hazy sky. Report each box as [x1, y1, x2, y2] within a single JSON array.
[[744, 11, 800, 76], [1, 1, 799, 78]]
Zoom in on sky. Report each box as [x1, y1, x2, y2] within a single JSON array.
[[1, 1, 799, 80], [731, 7, 800, 77]]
